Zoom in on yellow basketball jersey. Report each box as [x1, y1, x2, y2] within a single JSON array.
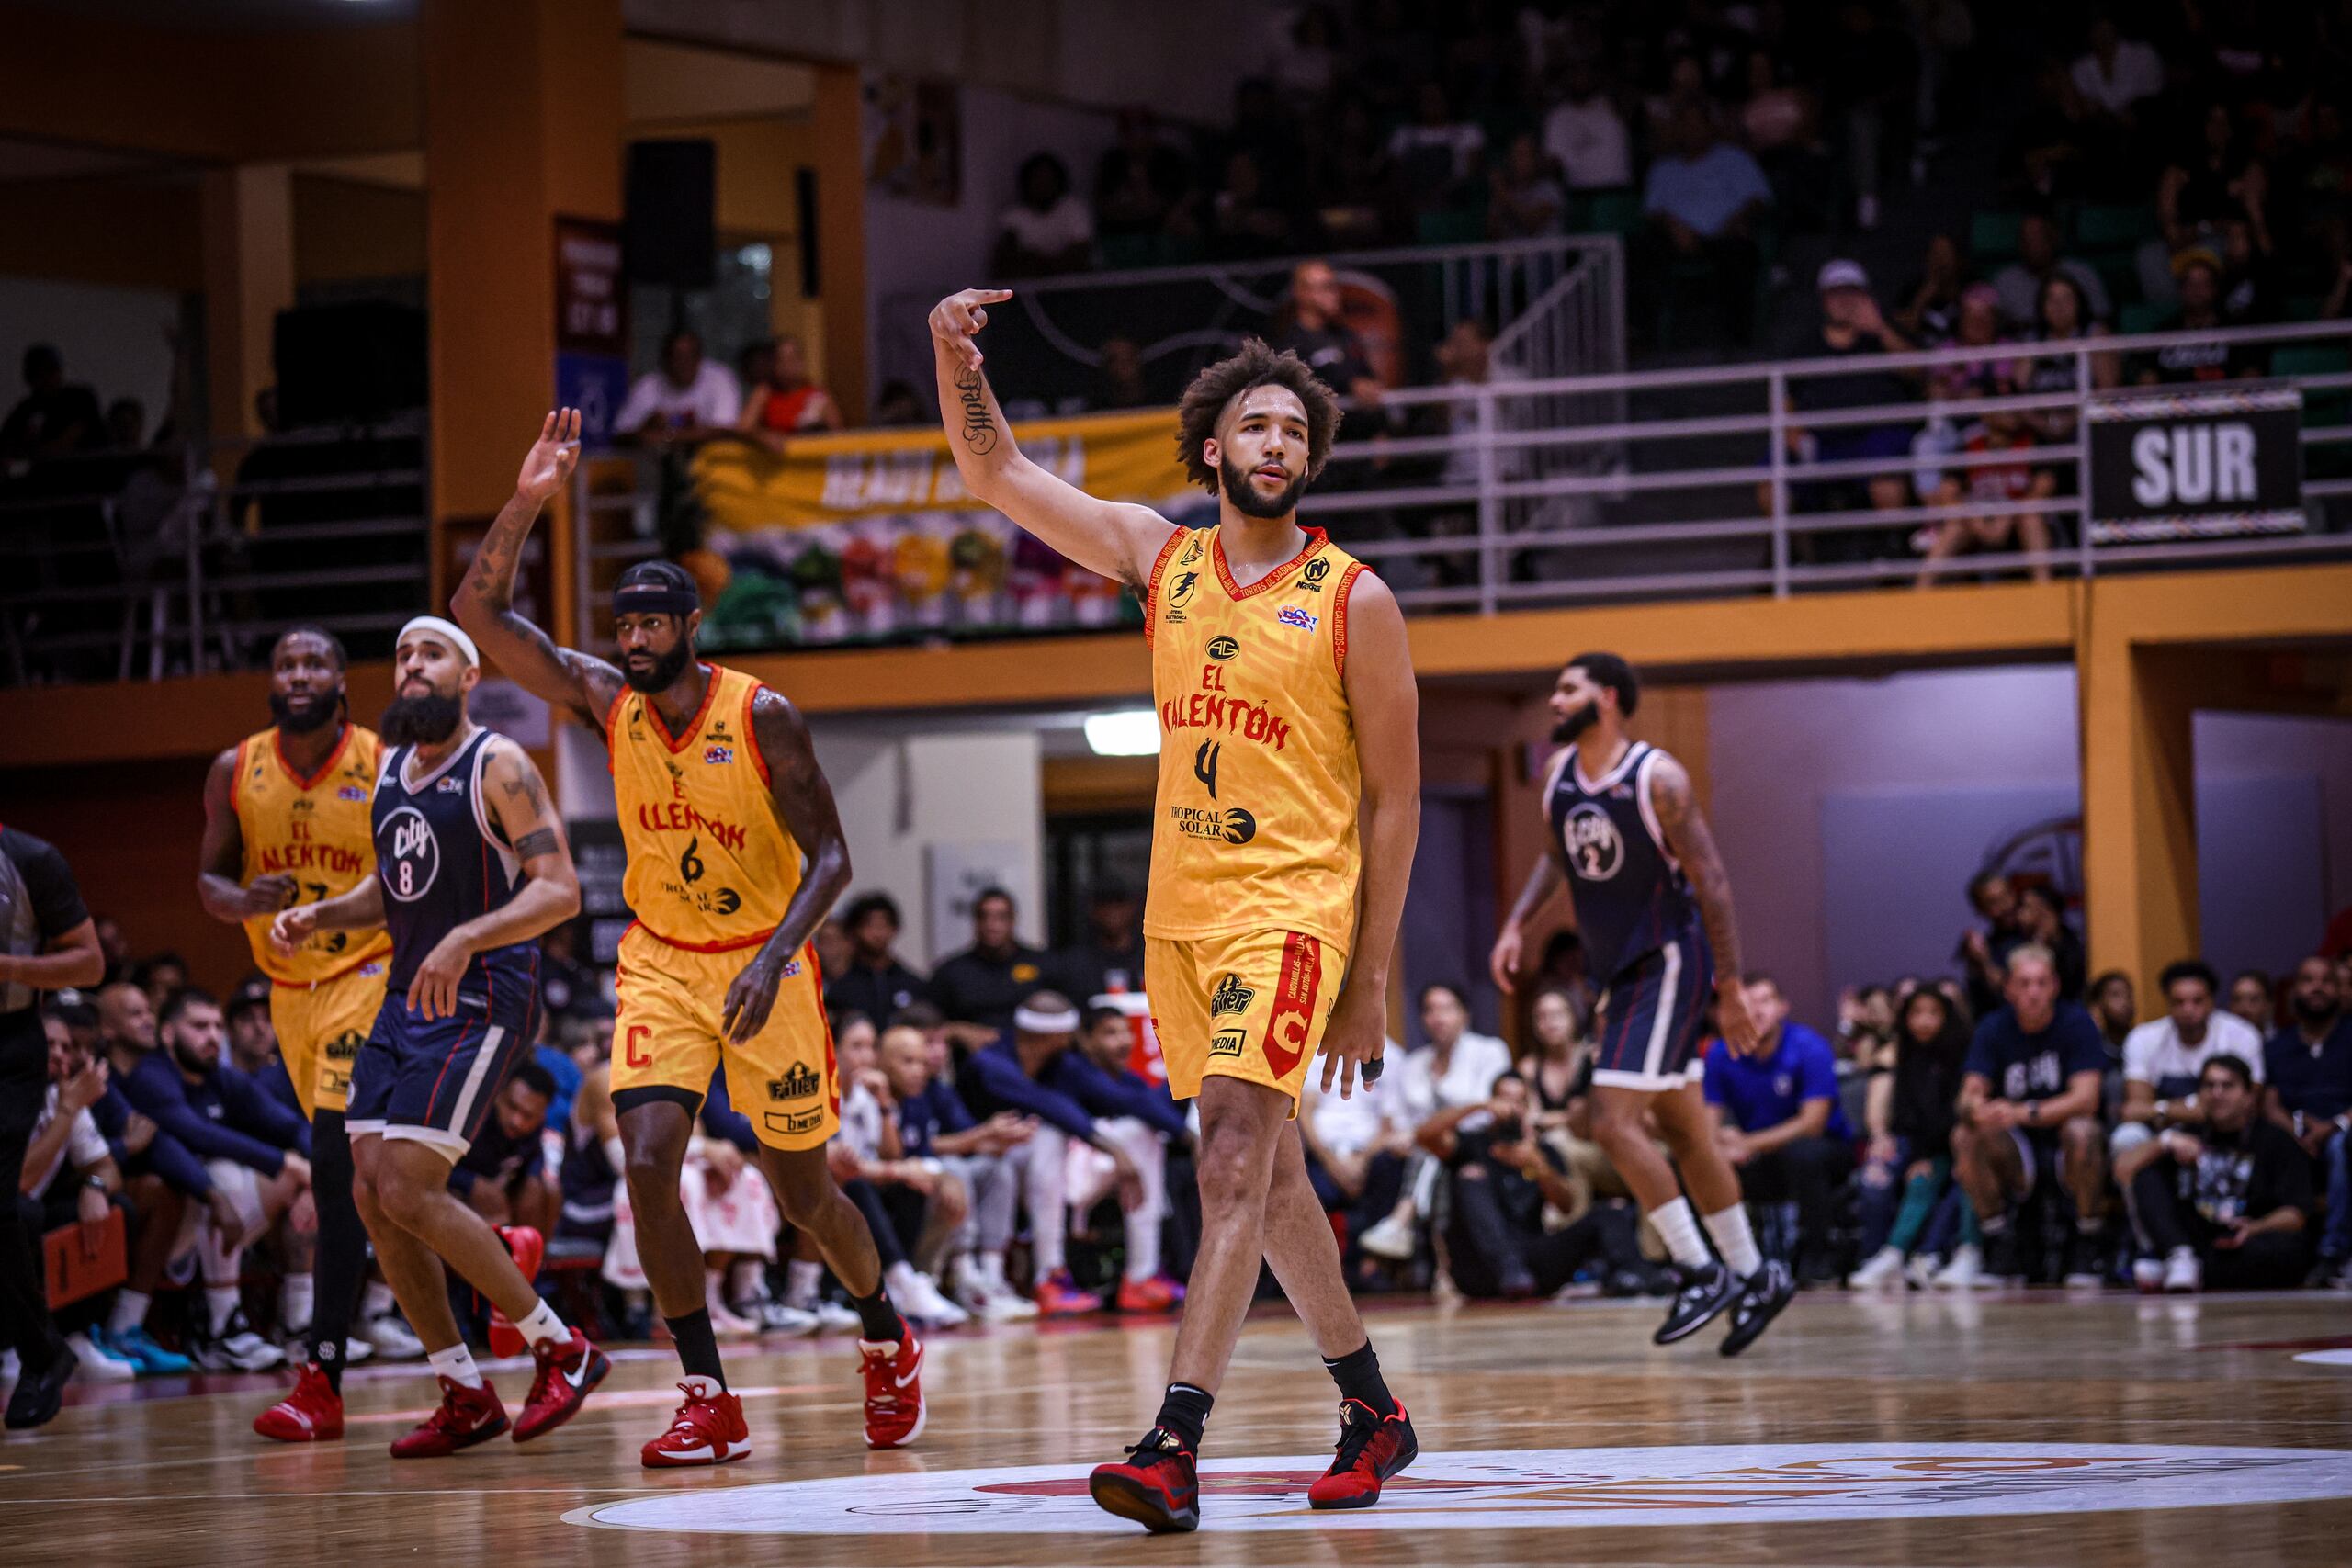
[[232, 724, 391, 984], [608, 663, 802, 952], [1143, 525, 1366, 948]]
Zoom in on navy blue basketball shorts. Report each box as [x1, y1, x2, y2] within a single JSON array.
[[346, 987, 537, 1160], [1590, 938, 1715, 1093]]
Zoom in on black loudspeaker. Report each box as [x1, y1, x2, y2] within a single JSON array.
[[625, 139, 718, 288], [272, 301, 428, 425]]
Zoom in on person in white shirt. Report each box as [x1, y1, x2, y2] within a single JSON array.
[[2069, 17, 2164, 121], [993, 152, 1095, 278], [1357, 984, 1512, 1261], [616, 329, 741, 446], [1542, 58, 1634, 191], [2112, 959, 2267, 1164]]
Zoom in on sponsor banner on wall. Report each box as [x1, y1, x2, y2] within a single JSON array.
[[690, 407, 1191, 532], [2086, 384, 2303, 544]]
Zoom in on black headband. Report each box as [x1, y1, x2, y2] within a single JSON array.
[[614, 581, 699, 618]]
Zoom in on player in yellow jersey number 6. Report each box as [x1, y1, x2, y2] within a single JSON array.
[[929, 288, 1423, 1533]]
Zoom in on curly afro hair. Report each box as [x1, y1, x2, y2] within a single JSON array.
[[1173, 338, 1343, 494]]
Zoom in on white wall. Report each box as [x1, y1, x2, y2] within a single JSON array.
[[811, 724, 1046, 969], [0, 275, 178, 432], [1708, 667, 2084, 1027]]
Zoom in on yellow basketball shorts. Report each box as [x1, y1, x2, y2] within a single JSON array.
[[612, 922, 838, 1151], [270, 958, 389, 1118], [1147, 930, 1345, 1114]]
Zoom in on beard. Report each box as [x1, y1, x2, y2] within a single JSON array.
[[1218, 452, 1310, 520], [165, 1038, 215, 1077], [268, 686, 340, 736], [622, 638, 695, 694], [380, 690, 465, 746], [1550, 699, 1600, 745], [2294, 995, 2341, 1027]]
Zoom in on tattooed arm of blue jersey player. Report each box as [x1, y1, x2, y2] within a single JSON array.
[[1491, 845, 1571, 996], [454, 408, 628, 730], [402, 739, 581, 1021], [720, 686, 854, 1045], [1646, 751, 1760, 1056], [929, 288, 1177, 592]]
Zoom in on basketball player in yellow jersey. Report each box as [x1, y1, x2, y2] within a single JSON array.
[[454, 411, 924, 1463], [930, 290, 1422, 1532], [196, 626, 404, 1439]]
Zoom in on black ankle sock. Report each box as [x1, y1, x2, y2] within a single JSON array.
[[1321, 1340, 1396, 1416], [664, 1308, 727, 1388], [1154, 1382, 1213, 1451], [308, 1111, 361, 1396], [847, 1283, 905, 1345]]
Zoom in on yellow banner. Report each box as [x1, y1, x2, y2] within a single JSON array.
[[692, 406, 1191, 532]]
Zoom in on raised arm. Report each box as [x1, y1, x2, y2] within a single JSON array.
[[403, 739, 581, 1020], [1320, 573, 1419, 1098], [720, 686, 854, 1044], [452, 409, 626, 730], [929, 288, 1176, 590], [1648, 751, 1759, 1055], [198, 746, 294, 925]]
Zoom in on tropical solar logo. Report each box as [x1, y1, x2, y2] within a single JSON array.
[[571, 1443, 2352, 1535]]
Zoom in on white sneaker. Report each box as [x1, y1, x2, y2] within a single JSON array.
[[1903, 1254, 1940, 1292], [1846, 1247, 1905, 1290], [746, 1297, 820, 1336], [66, 1331, 137, 1382], [195, 1310, 287, 1371], [898, 1270, 970, 1329], [356, 1311, 426, 1361], [808, 1299, 861, 1334], [707, 1293, 762, 1337], [342, 1337, 375, 1364], [2132, 1257, 2166, 1293], [2162, 1247, 2202, 1293], [960, 1276, 1040, 1323], [1358, 1212, 1419, 1261], [1930, 1244, 1984, 1291]]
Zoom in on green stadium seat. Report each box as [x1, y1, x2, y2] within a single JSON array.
[[1416, 209, 1487, 245], [2118, 301, 2171, 335], [1970, 210, 2023, 263], [1573, 188, 1642, 237], [2283, 293, 2327, 322], [2072, 204, 2159, 249], [1099, 234, 1158, 270]]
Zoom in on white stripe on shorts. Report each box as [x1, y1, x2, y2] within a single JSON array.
[[1643, 942, 1682, 1083], [447, 1023, 505, 1142]]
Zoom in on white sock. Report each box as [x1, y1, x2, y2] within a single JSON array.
[[1125, 1211, 1162, 1282], [514, 1300, 569, 1349], [729, 1259, 764, 1299], [786, 1259, 823, 1308], [280, 1272, 315, 1331], [428, 1342, 485, 1389], [1647, 1197, 1713, 1269], [206, 1285, 241, 1335], [979, 1250, 1007, 1288], [110, 1289, 153, 1337], [886, 1260, 922, 1299], [1704, 1203, 1764, 1278], [364, 1280, 397, 1318]]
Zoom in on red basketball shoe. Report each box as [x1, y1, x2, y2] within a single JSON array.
[[859, 1329, 926, 1449], [1114, 1273, 1183, 1313], [390, 1376, 508, 1458], [486, 1225, 546, 1359], [1306, 1398, 1419, 1508], [253, 1362, 344, 1443], [1034, 1269, 1102, 1317], [1089, 1427, 1200, 1533], [514, 1325, 609, 1442], [640, 1381, 752, 1468]]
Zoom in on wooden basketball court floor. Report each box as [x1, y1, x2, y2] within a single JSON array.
[[6, 1290, 2350, 1566]]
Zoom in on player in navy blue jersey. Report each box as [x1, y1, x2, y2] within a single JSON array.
[[270, 616, 609, 1454], [1491, 651, 1793, 1356]]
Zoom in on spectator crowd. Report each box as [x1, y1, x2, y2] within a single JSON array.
[[14, 854, 2348, 1423]]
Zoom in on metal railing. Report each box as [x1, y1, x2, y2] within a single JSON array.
[[1297, 317, 2352, 612], [874, 234, 1626, 418], [0, 418, 430, 684]]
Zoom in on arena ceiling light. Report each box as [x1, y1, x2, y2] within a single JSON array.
[[1082, 709, 1160, 756]]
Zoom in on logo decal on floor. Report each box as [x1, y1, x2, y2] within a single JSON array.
[[569, 1443, 2352, 1534]]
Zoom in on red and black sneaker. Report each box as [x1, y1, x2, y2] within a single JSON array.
[[859, 1330, 927, 1450], [1089, 1427, 1200, 1534], [1306, 1398, 1418, 1509], [390, 1376, 509, 1459], [486, 1226, 546, 1359], [253, 1362, 344, 1443], [514, 1326, 609, 1442], [641, 1382, 752, 1468]]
